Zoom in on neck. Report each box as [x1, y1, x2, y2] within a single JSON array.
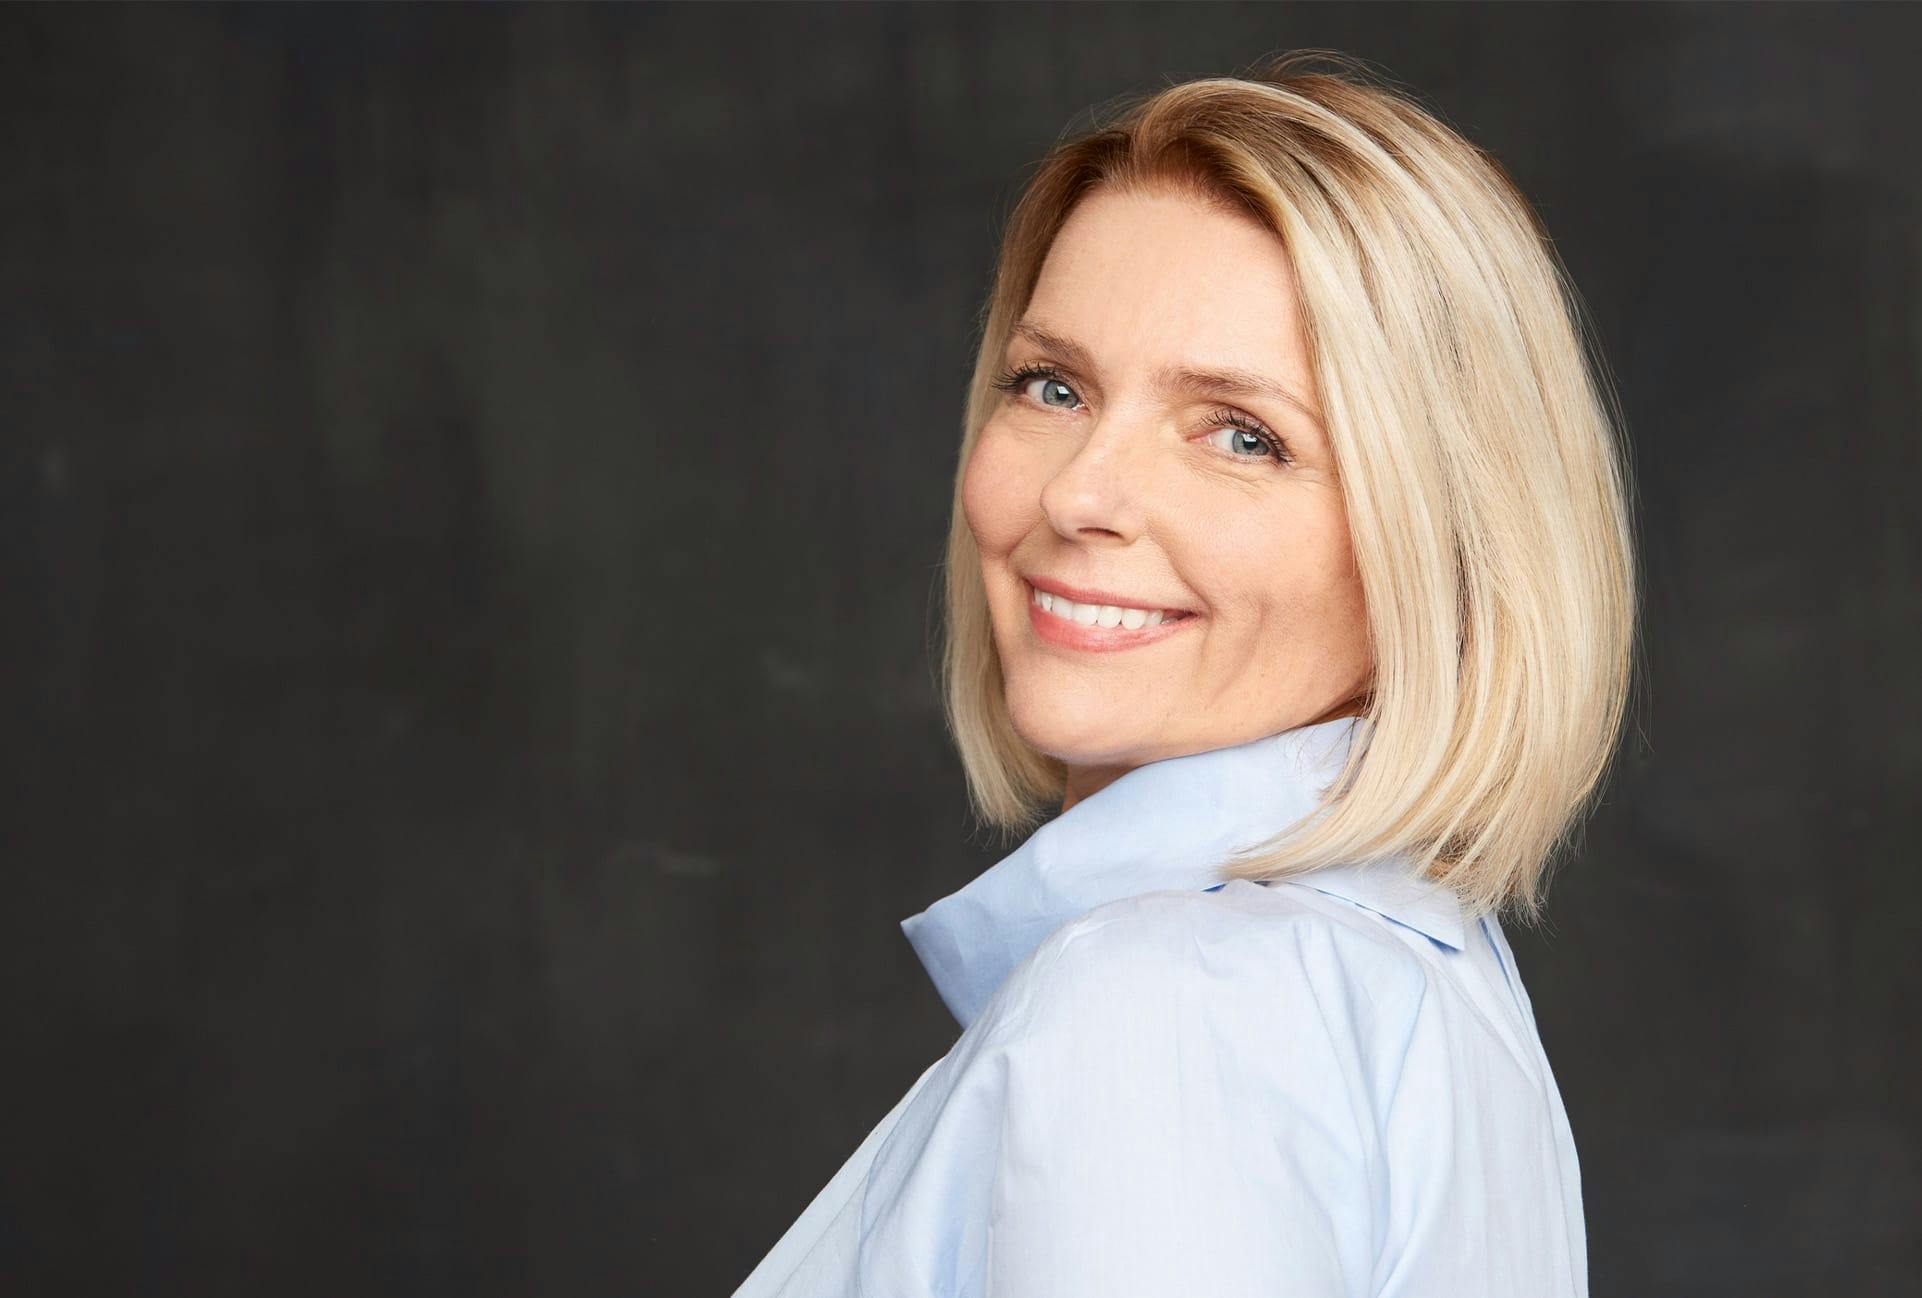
[[1057, 696, 1369, 815], [1059, 763, 1129, 814]]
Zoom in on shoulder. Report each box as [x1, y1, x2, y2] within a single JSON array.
[[976, 882, 1438, 1109], [866, 892, 1432, 1295], [1007, 880, 1433, 1013]]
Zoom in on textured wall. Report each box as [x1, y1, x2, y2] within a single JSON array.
[[3, 3, 1918, 1294]]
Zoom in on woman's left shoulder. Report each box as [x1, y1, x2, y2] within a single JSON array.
[[983, 882, 1438, 1086], [1028, 880, 1433, 1001]]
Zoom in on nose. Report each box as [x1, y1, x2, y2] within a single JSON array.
[[1038, 412, 1155, 546]]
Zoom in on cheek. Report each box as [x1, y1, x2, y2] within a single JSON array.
[[1307, 519, 1371, 665], [1240, 499, 1368, 651], [959, 424, 1036, 556]]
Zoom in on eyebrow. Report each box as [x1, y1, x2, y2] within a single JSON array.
[[1009, 319, 1325, 428]]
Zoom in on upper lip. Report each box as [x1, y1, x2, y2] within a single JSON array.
[[1022, 574, 1198, 615]]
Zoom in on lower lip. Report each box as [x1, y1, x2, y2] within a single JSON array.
[[1024, 582, 1200, 653]]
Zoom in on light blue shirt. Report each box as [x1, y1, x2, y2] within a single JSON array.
[[733, 716, 1587, 1297]]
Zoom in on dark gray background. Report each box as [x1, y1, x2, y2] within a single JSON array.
[[4, 3, 1918, 1295]]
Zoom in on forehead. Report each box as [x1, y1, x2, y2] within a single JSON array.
[[1022, 186, 1311, 380]]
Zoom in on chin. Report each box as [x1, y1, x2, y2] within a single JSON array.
[[1003, 680, 1165, 769]]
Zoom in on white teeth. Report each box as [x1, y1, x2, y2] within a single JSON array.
[[1032, 584, 1178, 629]]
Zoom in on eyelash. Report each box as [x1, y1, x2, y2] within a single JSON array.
[[988, 361, 1294, 467]]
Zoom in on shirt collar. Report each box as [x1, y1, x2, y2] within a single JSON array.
[[900, 715, 1469, 1029]]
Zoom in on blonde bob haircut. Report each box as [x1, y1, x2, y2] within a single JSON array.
[[939, 50, 1639, 925]]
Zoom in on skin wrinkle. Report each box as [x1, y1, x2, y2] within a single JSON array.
[[1006, 319, 1329, 430], [961, 184, 1373, 813]]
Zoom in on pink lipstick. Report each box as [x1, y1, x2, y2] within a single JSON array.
[[1023, 576, 1200, 653]]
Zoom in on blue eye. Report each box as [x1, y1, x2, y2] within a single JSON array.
[[1201, 414, 1292, 465], [990, 362, 1082, 410], [1035, 377, 1077, 408], [988, 361, 1293, 467]]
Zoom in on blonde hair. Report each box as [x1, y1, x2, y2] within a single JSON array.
[[938, 50, 1639, 926]]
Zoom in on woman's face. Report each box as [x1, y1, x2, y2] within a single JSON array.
[[961, 184, 1371, 802]]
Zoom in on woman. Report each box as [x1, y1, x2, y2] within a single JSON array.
[[735, 50, 1635, 1298]]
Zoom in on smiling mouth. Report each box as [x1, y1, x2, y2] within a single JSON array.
[[1027, 582, 1195, 630]]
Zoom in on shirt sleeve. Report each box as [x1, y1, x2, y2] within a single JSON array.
[[856, 888, 1434, 1298]]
